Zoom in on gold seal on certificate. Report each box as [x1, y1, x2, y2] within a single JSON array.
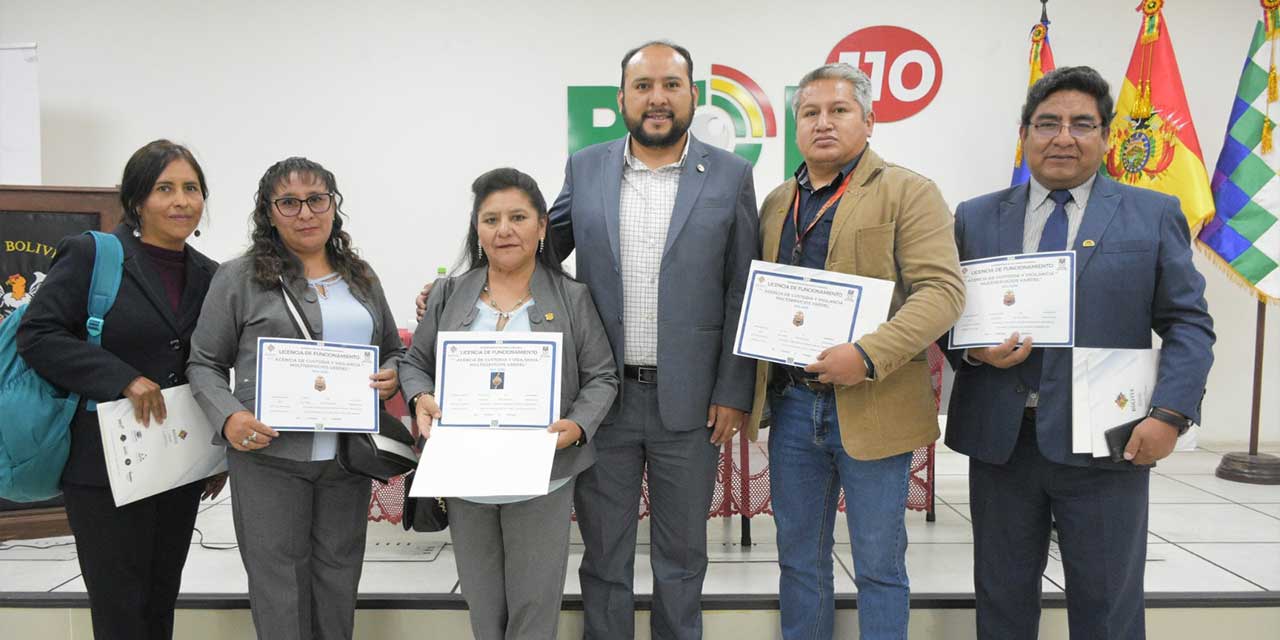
[[948, 251, 1077, 349], [732, 260, 894, 366], [255, 337, 380, 432]]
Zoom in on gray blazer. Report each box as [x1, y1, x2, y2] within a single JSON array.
[[548, 135, 759, 430], [187, 255, 407, 462], [398, 264, 618, 480]]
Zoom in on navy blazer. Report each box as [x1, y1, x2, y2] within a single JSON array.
[[942, 174, 1215, 468], [548, 135, 760, 430], [17, 225, 218, 487]]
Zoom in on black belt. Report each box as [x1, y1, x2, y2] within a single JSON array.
[[772, 364, 834, 394], [623, 365, 658, 384]]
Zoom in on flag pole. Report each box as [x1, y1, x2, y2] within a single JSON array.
[[1041, 0, 1048, 24], [1216, 301, 1280, 484]]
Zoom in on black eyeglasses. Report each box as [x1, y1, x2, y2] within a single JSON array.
[[272, 193, 336, 217], [1029, 121, 1102, 139]]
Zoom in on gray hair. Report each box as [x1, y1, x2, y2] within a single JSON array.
[[791, 63, 873, 118]]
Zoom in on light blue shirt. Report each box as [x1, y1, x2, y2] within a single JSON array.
[[461, 297, 572, 504], [308, 274, 374, 461]]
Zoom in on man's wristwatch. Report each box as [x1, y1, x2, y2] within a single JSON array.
[[1148, 406, 1193, 436]]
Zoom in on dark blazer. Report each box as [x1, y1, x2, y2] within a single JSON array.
[[942, 174, 1215, 468], [17, 225, 218, 487], [398, 264, 619, 480], [548, 135, 759, 430]]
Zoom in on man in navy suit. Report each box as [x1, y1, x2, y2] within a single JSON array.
[[548, 41, 759, 639], [943, 66, 1214, 639]]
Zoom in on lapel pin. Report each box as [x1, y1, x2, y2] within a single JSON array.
[[1082, 239, 1096, 247], [544, 312, 555, 321], [696, 163, 705, 173]]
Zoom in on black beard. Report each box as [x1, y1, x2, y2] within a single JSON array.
[[622, 100, 694, 149]]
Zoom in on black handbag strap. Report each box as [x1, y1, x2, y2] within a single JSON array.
[[278, 276, 317, 341]]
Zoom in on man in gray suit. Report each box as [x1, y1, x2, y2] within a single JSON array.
[[414, 40, 758, 637], [551, 40, 758, 639]]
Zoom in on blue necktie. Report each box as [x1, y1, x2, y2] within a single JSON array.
[[1023, 189, 1073, 396], [1038, 189, 1072, 252]]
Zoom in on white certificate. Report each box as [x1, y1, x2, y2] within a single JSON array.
[[410, 428, 558, 497], [732, 260, 894, 366], [1071, 347, 1160, 456], [97, 384, 227, 507], [948, 251, 1076, 349], [409, 331, 563, 496], [255, 337, 379, 433], [433, 331, 563, 428]]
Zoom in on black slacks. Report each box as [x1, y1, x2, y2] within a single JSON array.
[[969, 413, 1150, 640], [62, 480, 204, 640]]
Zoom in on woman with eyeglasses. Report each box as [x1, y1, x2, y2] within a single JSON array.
[[187, 157, 404, 639]]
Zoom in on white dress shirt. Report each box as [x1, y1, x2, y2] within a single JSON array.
[[617, 134, 689, 366]]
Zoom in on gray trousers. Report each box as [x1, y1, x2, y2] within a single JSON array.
[[575, 379, 722, 640], [227, 450, 372, 640], [448, 478, 576, 640]]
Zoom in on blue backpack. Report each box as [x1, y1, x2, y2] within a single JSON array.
[[0, 231, 123, 502]]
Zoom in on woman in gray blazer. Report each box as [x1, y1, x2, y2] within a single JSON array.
[[399, 168, 617, 639], [187, 157, 405, 640]]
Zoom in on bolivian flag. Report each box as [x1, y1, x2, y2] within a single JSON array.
[[1105, 0, 1214, 233], [1012, 14, 1057, 186]]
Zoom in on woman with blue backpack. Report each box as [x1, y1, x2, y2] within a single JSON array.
[[15, 139, 223, 640]]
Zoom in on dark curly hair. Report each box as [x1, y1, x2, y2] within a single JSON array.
[[457, 167, 566, 277], [119, 139, 208, 231], [247, 157, 375, 296]]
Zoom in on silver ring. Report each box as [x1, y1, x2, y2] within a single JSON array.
[[240, 437, 251, 447], [249, 432, 258, 442]]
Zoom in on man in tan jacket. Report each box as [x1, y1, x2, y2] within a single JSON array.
[[746, 63, 963, 639]]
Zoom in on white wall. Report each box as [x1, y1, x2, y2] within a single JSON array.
[[0, 42, 40, 183], [2, 0, 1275, 446]]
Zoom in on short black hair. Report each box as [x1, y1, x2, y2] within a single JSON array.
[[619, 40, 694, 88], [119, 139, 208, 230], [1020, 65, 1115, 128], [460, 168, 566, 277]]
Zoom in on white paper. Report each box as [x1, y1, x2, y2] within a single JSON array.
[[96, 384, 226, 507], [1071, 348, 1160, 456], [0, 44, 41, 185], [950, 252, 1076, 349], [732, 260, 894, 366], [433, 331, 563, 428], [255, 338, 379, 432], [409, 428, 558, 497]]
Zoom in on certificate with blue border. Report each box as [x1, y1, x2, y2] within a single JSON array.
[[948, 251, 1076, 349], [732, 260, 894, 367], [433, 331, 562, 429], [254, 337, 379, 432]]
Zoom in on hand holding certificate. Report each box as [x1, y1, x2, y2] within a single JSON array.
[[410, 331, 562, 497], [949, 251, 1076, 349], [732, 260, 894, 366], [97, 384, 227, 506], [255, 337, 380, 433]]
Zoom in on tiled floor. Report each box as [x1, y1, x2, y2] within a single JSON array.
[[2, 441, 1278, 600]]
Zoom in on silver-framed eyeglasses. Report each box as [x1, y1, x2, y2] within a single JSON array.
[[1029, 121, 1102, 139], [272, 192, 336, 217]]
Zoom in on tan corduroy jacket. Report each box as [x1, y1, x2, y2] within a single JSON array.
[[746, 146, 965, 460]]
